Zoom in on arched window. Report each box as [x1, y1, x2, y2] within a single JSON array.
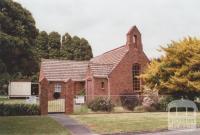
[[132, 64, 140, 91], [133, 35, 137, 43], [101, 81, 105, 89]]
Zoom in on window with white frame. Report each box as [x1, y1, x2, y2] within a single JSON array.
[[54, 83, 62, 93]]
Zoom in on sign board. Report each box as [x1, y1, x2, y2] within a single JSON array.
[[9, 82, 31, 97], [75, 96, 85, 104]]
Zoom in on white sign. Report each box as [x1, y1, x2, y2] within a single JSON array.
[[75, 96, 85, 104], [9, 82, 31, 97]]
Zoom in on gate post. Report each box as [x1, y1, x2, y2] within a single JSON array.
[[39, 78, 48, 115], [65, 79, 74, 114]]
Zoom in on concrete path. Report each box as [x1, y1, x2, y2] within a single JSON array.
[[49, 113, 98, 135]]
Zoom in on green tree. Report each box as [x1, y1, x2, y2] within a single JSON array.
[[0, 59, 10, 95], [79, 37, 93, 60], [34, 31, 49, 60], [60, 33, 73, 59], [142, 37, 200, 99], [61, 34, 93, 60], [48, 31, 61, 58], [0, 0, 38, 79]]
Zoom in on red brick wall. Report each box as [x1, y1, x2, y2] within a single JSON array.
[[85, 78, 94, 102], [109, 48, 149, 96], [39, 78, 48, 115], [93, 78, 108, 98], [85, 28, 149, 102], [65, 80, 74, 114], [39, 79, 75, 114], [47, 82, 66, 100], [74, 82, 85, 95], [47, 81, 85, 100]]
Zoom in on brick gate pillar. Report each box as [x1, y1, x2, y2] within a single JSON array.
[[65, 79, 74, 114], [39, 78, 48, 115]]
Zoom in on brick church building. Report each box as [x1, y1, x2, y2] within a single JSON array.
[[39, 26, 149, 103]]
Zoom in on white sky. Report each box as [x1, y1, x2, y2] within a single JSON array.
[[15, 0, 200, 58]]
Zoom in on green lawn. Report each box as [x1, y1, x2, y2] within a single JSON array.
[[71, 112, 200, 134], [0, 116, 70, 135]]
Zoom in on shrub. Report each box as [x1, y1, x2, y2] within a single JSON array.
[[0, 103, 40, 116], [142, 96, 155, 107], [77, 89, 85, 96], [53, 92, 60, 99], [120, 92, 139, 110], [158, 96, 175, 111], [88, 97, 114, 112], [142, 96, 159, 110], [134, 105, 156, 112]]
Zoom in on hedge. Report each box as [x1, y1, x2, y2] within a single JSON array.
[[88, 97, 114, 112], [0, 103, 40, 116], [120, 92, 139, 110]]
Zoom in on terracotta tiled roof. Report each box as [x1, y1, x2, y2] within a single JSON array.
[[41, 59, 89, 81], [89, 63, 114, 78], [40, 45, 128, 81], [90, 45, 128, 77]]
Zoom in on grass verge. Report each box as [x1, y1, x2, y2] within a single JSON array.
[[71, 112, 200, 134], [0, 116, 70, 135]]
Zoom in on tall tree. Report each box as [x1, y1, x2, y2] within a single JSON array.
[[61, 34, 93, 60], [60, 33, 73, 59], [34, 31, 49, 60], [79, 38, 93, 60], [0, 0, 38, 78], [142, 37, 200, 99], [48, 31, 61, 58]]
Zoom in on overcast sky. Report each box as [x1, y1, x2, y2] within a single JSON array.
[[15, 0, 200, 58]]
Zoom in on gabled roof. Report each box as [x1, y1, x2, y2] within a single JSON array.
[[90, 45, 128, 77], [40, 45, 128, 81], [40, 59, 89, 82]]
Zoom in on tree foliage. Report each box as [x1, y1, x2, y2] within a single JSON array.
[[0, 0, 93, 95], [61, 34, 93, 60], [35, 32, 93, 60], [48, 31, 61, 58], [0, 0, 38, 78], [142, 37, 200, 99], [34, 31, 49, 60]]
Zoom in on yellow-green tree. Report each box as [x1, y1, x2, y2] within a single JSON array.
[[142, 37, 200, 99]]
